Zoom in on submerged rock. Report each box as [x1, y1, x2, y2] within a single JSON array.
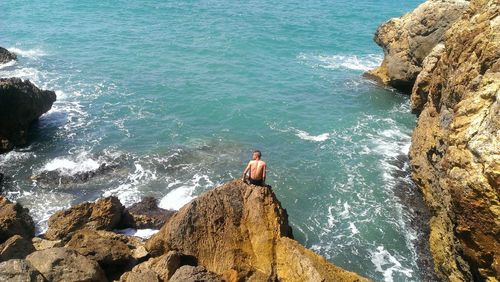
[[26, 247, 107, 282], [44, 196, 124, 241], [0, 196, 35, 243], [0, 47, 16, 64], [0, 259, 45, 282], [120, 197, 175, 229], [146, 180, 368, 281], [366, 0, 468, 92], [0, 78, 56, 153]]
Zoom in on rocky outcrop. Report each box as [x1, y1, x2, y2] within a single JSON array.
[[366, 0, 469, 92], [0, 196, 35, 243], [408, 0, 500, 280], [169, 265, 222, 282], [0, 78, 56, 153], [120, 197, 175, 229], [26, 247, 107, 282], [0, 47, 16, 64], [372, 0, 499, 280], [0, 235, 35, 262], [146, 180, 368, 281], [44, 196, 124, 241], [0, 259, 45, 282]]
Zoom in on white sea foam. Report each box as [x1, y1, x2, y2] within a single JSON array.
[[298, 53, 382, 71], [159, 174, 213, 210], [7, 47, 46, 58], [349, 222, 360, 235], [0, 60, 16, 70], [42, 153, 101, 176], [371, 246, 413, 282], [115, 228, 159, 239], [295, 130, 330, 142]]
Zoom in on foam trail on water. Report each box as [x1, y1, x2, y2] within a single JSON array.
[[295, 129, 330, 142], [42, 153, 101, 176], [159, 174, 213, 210], [115, 228, 159, 239], [7, 47, 47, 58], [298, 53, 382, 71], [371, 246, 413, 282]]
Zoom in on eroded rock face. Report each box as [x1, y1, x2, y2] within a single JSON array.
[[409, 0, 500, 280], [44, 196, 124, 241], [26, 247, 107, 282], [146, 180, 368, 281], [0, 47, 16, 64], [169, 265, 222, 282], [366, 0, 468, 92], [0, 259, 45, 282], [0, 78, 56, 153], [0, 196, 35, 243], [0, 235, 35, 262], [120, 197, 175, 229]]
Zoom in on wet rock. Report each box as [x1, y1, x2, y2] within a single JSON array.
[[169, 265, 222, 282], [33, 162, 120, 187], [406, 0, 500, 280], [0, 235, 35, 262], [0, 196, 35, 243], [366, 0, 468, 92], [119, 250, 195, 282], [0, 259, 45, 282], [26, 247, 107, 282], [0, 78, 56, 153], [44, 196, 124, 241], [0, 47, 16, 64], [65, 229, 144, 280], [146, 180, 368, 281], [120, 197, 175, 229]]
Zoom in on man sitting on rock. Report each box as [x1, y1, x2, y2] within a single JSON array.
[[242, 150, 267, 186]]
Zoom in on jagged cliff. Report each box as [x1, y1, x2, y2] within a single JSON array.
[[369, 0, 499, 280]]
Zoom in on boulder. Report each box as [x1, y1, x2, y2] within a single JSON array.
[[65, 229, 143, 279], [119, 250, 195, 282], [169, 265, 222, 282], [366, 0, 468, 92], [0, 235, 35, 262], [26, 247, 107, 282], [407, 0, 500, 280], [0, 78, 56, 153], [0, 47, 16, 64], [120, 197, 175, 229], [44, 196, 124, 241], [0, 259, 45, 282], [146, 180, 368, 281], [31, 237, 63, 251], [0, 196, 35, 242], [119, 270, 159, 282]]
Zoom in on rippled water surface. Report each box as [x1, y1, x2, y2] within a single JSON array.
[[1, 1, 425, 281]]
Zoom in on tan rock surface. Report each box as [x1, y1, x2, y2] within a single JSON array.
[[146, 180, 369, 281], [0, 259, 45, 282], [44, 196, 124, 241], [409, 0, 500, 280], [366, 0, 468, 92], [0, 197, 35, 243], [0, 235, 35, 262]]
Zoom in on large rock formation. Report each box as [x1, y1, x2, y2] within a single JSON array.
[[0, 78, 56, 153], [0, 259, 45, 282], [0, 47, 16, 64], [0, 196, 35, 243], [371, 0, 499, 280], [146, 180, 368, 281], [408, 0, 500, 280], [366, 0, 469, 92], [44, 196, 124, 241]]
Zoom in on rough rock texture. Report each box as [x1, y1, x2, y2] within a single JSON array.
[[119, 250, 195, 282], [26, 247, 107, 282], [32, 237, 63, 251], [0, 235, 35, 262], [0, 196, 35, 243], [407, 0, 500, 280], [147, 180, 368, 281], [366, 0, 469, 92], [120, 197, 175, 229], [0, 47, 16, 64], [44, 196, 124, 241], [169, 265, 222, 282], [65, 229, 144, 280], [0, 78, 56, 153], [0, 259, 45, 282]]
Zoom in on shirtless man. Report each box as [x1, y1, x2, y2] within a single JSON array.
[[242, 150, 266, 186]]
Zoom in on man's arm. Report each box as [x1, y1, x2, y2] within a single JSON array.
[[242, 162, 251, 180], [262, 163, 266, 182]]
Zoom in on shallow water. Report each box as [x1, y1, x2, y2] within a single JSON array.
[[0, 1, 426, 281]]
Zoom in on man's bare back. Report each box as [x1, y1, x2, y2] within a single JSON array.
[[243, 150, 266, 186]]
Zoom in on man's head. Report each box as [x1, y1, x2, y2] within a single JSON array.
[[252, 150, 262, 160]]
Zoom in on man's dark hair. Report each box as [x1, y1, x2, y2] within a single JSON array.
[[253, 150, 262, 158]]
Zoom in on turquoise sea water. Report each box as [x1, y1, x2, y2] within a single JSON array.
[[0, 1, 426, 281]]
